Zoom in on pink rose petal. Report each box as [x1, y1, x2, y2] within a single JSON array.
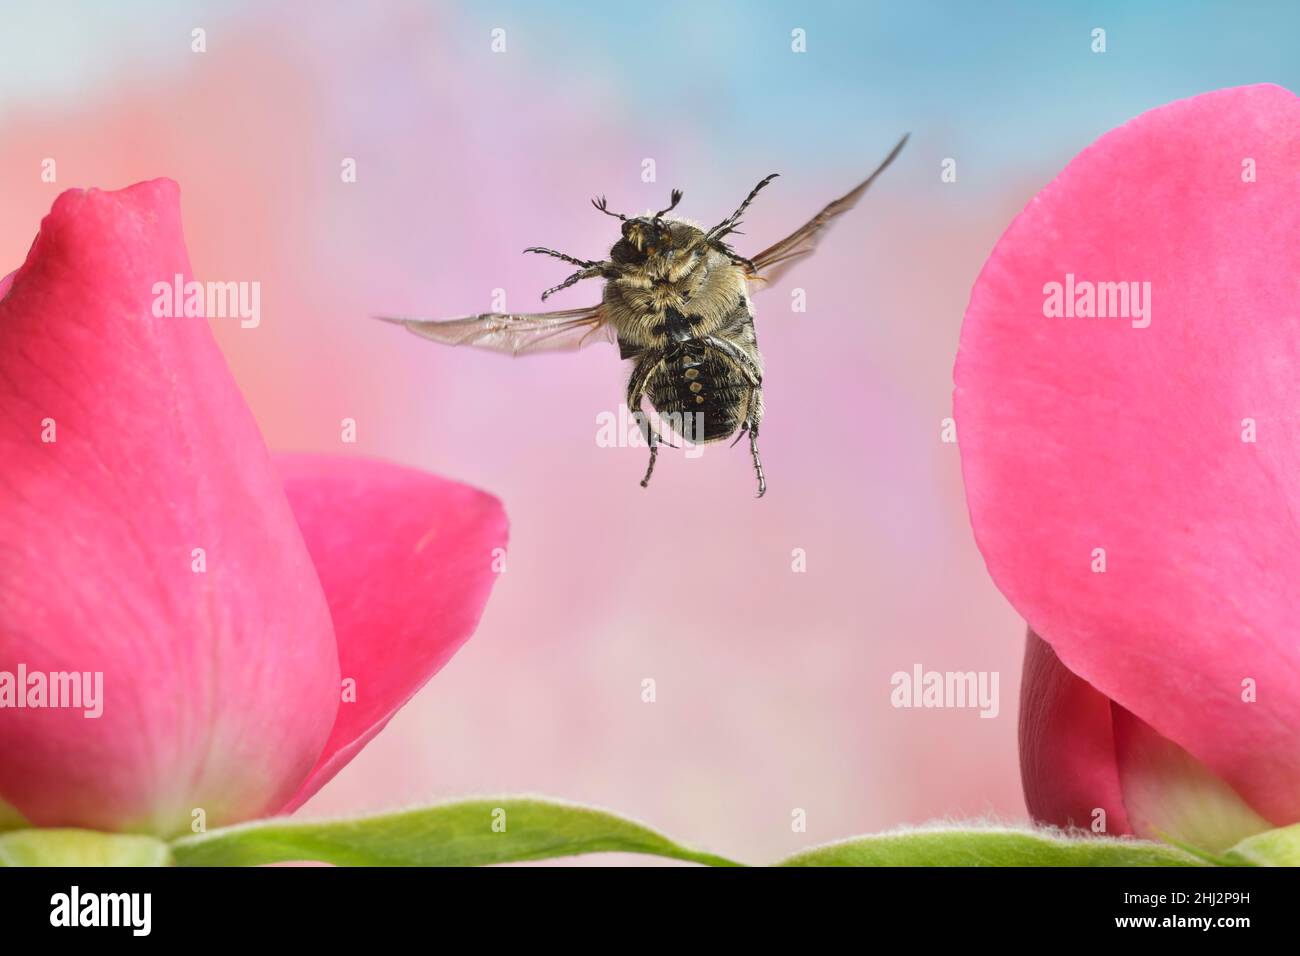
[[1111, 703, 1272, 852], [956, 84, 1300, 824], [274, 455, 508, 812], [0, 181, 339, 835], [1019, 631, 1130, 834]]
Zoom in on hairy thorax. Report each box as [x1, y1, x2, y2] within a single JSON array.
[[603, 226, 750, 352]]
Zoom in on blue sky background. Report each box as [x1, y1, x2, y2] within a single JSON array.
[[6, 1, 1300, 182]]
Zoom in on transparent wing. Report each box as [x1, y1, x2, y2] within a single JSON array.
[[744, 133, 908, 287], [376, 304, 615, 356]]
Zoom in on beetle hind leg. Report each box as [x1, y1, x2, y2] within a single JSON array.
[[640, 437, 660, 488], [749, 426, 766, 498]]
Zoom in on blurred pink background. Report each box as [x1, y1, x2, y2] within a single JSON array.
[[10, 0, 1270, 863]]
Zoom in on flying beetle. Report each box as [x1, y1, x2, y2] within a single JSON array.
[[380, 135, 908, 497]]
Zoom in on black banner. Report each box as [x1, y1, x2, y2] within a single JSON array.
[[0, 865, 1274, 942]]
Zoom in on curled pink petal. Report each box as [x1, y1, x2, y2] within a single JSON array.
[[0, 181, 338, 835], [1019, 631, 1130, 835], [955, 84, 1300, 823], [274, 455, 508, 812], [1111, 704, 1271, 853]]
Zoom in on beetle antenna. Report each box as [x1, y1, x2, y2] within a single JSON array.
[[592, 195, 627, 221], [653, 189, 683, 224]]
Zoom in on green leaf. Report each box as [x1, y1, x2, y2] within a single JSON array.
[[775, 826, 1207, 866], [0, 829, 171, 867], [1223, 822, 1300, 866], [170, 797, 741, 867]]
